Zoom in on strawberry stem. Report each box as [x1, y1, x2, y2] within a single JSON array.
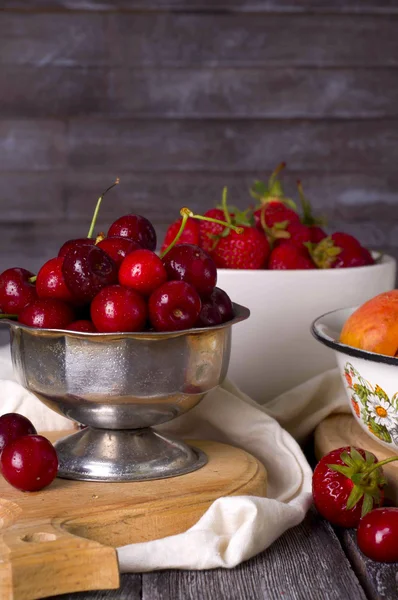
[[221, 187, 232, 227], [87, 178, 120, 239], [362, 455, 398, 476], [160, 208, 190, 259], [269, 162, 286, 187]]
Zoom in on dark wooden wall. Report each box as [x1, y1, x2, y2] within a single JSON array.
[[1, 1, 398, 274]]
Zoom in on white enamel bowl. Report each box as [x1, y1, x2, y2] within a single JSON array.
[[217, 254, 396, 404], [312, 306, 398, 453]]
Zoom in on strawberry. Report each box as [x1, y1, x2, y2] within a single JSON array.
[[199, 208, 226, 253], [161, 217, 200, 253], [296, 180, 327, 243], [250, 163, 300, 234], [277, 221, 312, 248], [312, 446, 398, 528], [310, 232, 374, 269], [268, 242, 315, 270], [212, 226, 270, 270]]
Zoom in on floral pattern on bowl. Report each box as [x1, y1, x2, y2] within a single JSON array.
[[343, 362, 398, 446]]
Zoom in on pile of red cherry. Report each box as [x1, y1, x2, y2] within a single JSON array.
[[0, 413, 57, 492], [0, 183, 235, 334]]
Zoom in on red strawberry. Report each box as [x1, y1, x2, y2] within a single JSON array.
[[250, 163, 300, 233], [279, 221, 312, 248], [296, 180, 327, 244], [268, 242, 315, 270], [161, 217, 200, 253], [212, 227, 270, 270], [199, 208, 226, 253], [312, 446, 398, 528], [310, 233, 374, 269], [331, 246, 375, 269], [310, 225, 327, 244]]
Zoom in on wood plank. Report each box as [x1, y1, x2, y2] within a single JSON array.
[[0, 66, 109, 118], [108, 68, 398, 119], [0, 120, 66, 171], [4, 67, 398, 119], [63, 170, 398, 225], [339, 529, 398, 600], [2, 13, 398, 67], [3, 0, 398, 14], [45, 574, 142, 600], [0, 173, 64, 222], [142, 508, 367, 600], [67, 119, 398, 173]]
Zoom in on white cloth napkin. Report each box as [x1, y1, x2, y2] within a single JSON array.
[[0, 344, 350, 572]]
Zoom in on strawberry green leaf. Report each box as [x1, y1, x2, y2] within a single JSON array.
[[346, 485, 364, 510], [361, 493, 374, 517], [328, 464, 354, 478]]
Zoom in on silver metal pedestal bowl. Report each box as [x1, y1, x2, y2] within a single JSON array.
[[3, 303, 249, 482]]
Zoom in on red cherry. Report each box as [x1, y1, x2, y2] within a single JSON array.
[[62, 245, 118, 304], [0, 268, 37, 314], [19, 299, 75, 329], [210, 287, 235, 322], [1, 434, 58, 491], [196, 287, 234, 327], [0, 413, 36, 455], [66, 320, 97, 333], [149, 281, 201, 332], [108, 215, 156, 251], [36, 257, 74, 303], [58, 238, 95, 259], [196, 301, 223, 327], [90, 285, 147, 333], [162, 244, 217, 298], [96, 237, 141, 267], [119, 249, 167, 296]]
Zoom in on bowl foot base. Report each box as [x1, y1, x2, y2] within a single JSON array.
[[54, 427, 207, 482]]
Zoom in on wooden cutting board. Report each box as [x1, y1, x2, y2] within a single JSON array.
[[0, 431, 267, 600], [315, 414, 398, 502]]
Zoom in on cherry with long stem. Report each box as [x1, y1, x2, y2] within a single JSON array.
[[87, 178, 120, 239]]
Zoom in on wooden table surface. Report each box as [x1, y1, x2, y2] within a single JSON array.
[[47, 509, 398, 600]]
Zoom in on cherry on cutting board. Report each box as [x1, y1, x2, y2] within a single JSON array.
[[108, 214, 157, 251], [1, 434, 58, 492], [162, 243, 217, 298], [62, 245, 118, 304], [19, 298, 75, 329], [96, 236, 141, 267], [90, 285, 147, 333], [36, 257, 75, 303], [119, 249, 168, 296], [149, 280, 202, 332], [66, 319, 97, 333], [0, 268, 37, 314], [0, 413, 37, 454]]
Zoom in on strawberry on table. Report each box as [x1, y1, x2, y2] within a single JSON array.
[[312, 446, 398, 528]]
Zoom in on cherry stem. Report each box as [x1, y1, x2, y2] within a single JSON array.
[[0, 314, 18, 319], [186, 210, 243, 234], [87, 178, 120, 239], [29, 275, 37, 283], [221, 187, 232, 227], [160, 210, 190, 259]]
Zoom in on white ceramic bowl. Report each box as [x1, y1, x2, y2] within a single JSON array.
[[312, 305, 398, 452], [217, 255, 396, 404]]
